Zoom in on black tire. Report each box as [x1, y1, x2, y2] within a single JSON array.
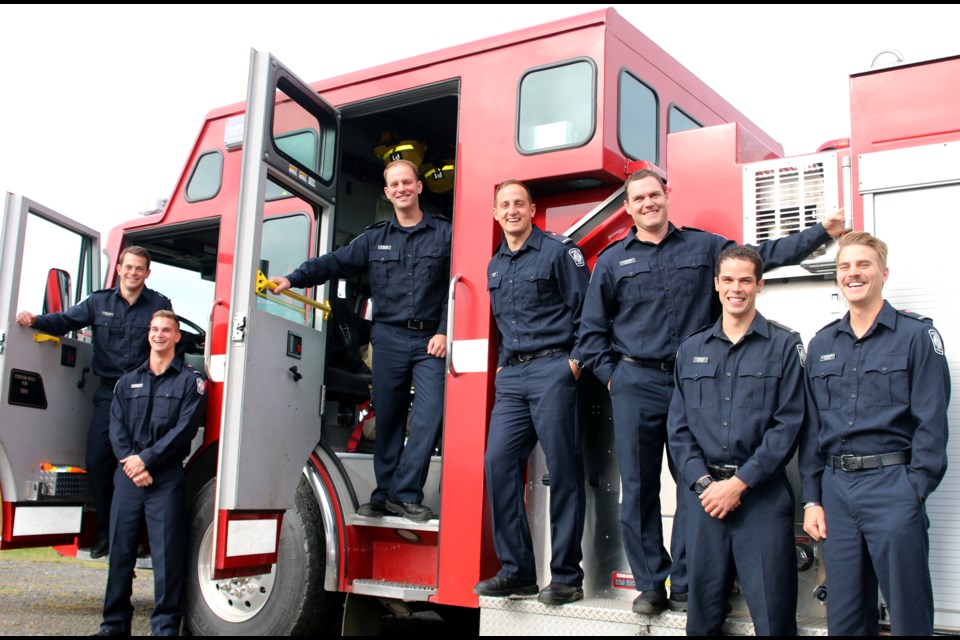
[[184, 476, 343, 635]]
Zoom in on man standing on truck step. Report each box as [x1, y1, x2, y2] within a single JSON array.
[[16, 246, 173, 559], [474, 179, 590, 605], [96, 310, 205, 636], [271, 158, 451, 522], [572, 169, 845, 615], [799, 232, 950, 635], [668, 246, 803, 635]]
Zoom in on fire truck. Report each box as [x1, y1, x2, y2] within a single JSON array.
[[1, 7, 958, 635]]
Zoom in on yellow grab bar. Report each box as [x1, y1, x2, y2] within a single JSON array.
[[255, 270, 331, 320], [33, 334, 60, 347]]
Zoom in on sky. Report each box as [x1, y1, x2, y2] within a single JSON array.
[[1, 3, 957, 239]]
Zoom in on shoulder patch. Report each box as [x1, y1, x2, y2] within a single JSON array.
[[545, 230, 573, 244], [768, 319, 800, 336], [929, 328, 945, 356], [796, 343, 807, 368], [567, 247, 586, 268], [679, 225, 707, 233], [899, 309, 933, 324], [364, 220, 388, 230]]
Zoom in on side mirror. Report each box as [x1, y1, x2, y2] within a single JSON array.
[[42, 268, 71, 315]]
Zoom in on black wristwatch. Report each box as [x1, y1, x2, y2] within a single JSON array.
[[571, 358, 584, 371], [694, 476, 715, 495]]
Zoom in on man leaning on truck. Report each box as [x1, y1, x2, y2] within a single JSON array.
[[270, 158, 451, 522], [16, 246, 173, 559]]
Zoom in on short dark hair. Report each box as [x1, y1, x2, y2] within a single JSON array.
[[716, 245, 763, 281], [118, 245, 151, 269], [624, 169, 667, 193], [493, 179, 533, 207], [151, 309, 179, 330]]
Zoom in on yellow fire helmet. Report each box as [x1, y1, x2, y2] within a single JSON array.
[[421, 159, 455, 193], [373, 132, 426, 170]]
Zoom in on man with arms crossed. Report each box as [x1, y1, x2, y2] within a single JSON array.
[[668, 246, 802, 635], [573, 169, 844, 614], [800, 232, 950, 635]]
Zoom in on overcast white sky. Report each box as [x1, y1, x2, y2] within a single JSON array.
[[1, 3, 956, 238]]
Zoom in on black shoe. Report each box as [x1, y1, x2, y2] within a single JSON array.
[[89, 539, 109, 559], [668, 590, 688, 612], [91, 629, 129, 636], [473, 576, 538, 597], [136, 544, 148, 559], [385, 498, 434, 522], [538, 582, 584, 605], [632, 585, 668, 615], [357, 501, 386, 517]]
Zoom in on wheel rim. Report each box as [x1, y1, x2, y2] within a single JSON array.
[[196, 521, 276, 622]]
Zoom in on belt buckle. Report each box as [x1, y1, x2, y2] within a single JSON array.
[[407, 320, 423, 330], [659, 361, 670, 372], [517, 352, 533, 363], [839, 455, 861, 471]]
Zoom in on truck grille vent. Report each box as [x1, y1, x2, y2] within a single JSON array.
[[751, 161, 825, 242]]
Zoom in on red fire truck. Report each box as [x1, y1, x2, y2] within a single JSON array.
[[1, 7, 957, 635]]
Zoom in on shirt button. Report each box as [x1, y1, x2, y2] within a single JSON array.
[[881, 367, 887, 372], [851, 394, 856, 398], [842, 439, 848, 444], [852, 367, 857, 372], [722, 421, 728, 427], [848, 421, 854, 426], [724, 396, 730, 402], [854, 343, 861, 348], [726, 372, 731, 377], [722, 447, 728, 452]]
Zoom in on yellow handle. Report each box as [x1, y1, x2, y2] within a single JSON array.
[[33, 334, 60, 347], [255, 271, 331, 320]]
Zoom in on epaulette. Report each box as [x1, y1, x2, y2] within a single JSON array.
[[544, 230, 573, 244], [91, 288, 113, 295], [688, 324, 712, 337], [898, 309, 933, 324], [815, 318, 842, 333], [597, 242, 620, 257], [432, 213, 452, 223], [767, 319, 800, 336], [364, 220, 388, 230], [679, 226, 707, 233]]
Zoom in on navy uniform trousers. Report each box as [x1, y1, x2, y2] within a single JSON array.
[[821, 464, 933, 635], [685, 475, 797, 635], [485, 351, 585, 586], [608, 361, 687, 593], [89, 381, 120, 542], [369, 322, 445, 505], [102, 463, 185, 636]]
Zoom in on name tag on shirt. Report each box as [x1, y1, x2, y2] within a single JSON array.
[[820, 353, 836, 361], [619, 258, 636, 267], [693, 356, 709, 363], [101, 311, 114, 317], [131, 383, 143, 388], [377, 244, 392, 251]]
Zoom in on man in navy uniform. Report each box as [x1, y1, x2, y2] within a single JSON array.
[[271, 158, 451, 522], [668, 246, 803, 635], [96, 310, 205, 636], [473, 179, 590, 605], [800, 231, 950, 635], [573, 169, 844, 614], [16, 246, 172, 558]]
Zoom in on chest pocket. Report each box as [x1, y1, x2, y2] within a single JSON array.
[[152, 389, 184, 437], [614, 261, 652, 304], [679, 361, 718, 409], [415, 242, 451, 284], [736, 359, 783, 409], [122, 385, 150, 423], [810, 359, 844, 410], [93, 314, 122, 343], [862, 353, 909, 407], [487, 273, 504, 316], [518, 265, 558, 305], [368, 245, 401, 285], [671, 252, 711, 297]]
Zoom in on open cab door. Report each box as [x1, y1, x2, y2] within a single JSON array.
[[213, 50, 340, 576], [0, 194, 100, 548]]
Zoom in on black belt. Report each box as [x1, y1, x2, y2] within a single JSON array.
[[100, 377, 119, 387], [621, 356, 675, 373], [389, 320, 439, 332], [827, 451, 910, 472], [507, 347, 564, 366], [707, 463, 739, 480]]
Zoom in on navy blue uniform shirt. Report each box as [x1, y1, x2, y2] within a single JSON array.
[[799, 301, 950, 502], [573, 222, 830, 384], [110, 357, 205, 469], [487, 225, 590, 368], [669, 312, 805, 490], [285, 212, 451, 330], [31, 287, 173, 379]]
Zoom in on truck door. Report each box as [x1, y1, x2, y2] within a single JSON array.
[[0, 194, 100, 548], [213, 50, 340, 575]]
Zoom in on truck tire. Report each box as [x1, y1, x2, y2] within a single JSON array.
[[184, 476, 343, 635]]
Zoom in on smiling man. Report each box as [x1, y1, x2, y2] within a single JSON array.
[[271, 158, 451, 522], [474, 179, 590, 605], [573, 169, 844, 614], [668, 246, 803, 635], [16, 246, 172, 558], [799, 232, 950, 635]]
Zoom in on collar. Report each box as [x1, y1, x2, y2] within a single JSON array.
[[110, 285, 155, 304], [497, 224, 543, 257], [706, 311, 770, 344], [835, 300, 896, 339], [623, 222, 679, 248], [388, 210, 434, 232], [136, 355, 184, 376]]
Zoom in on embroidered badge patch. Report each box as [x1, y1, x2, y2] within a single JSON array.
[[796, 344, 807, 367], [929, 328, 945, 356], [197, 378, 206, 395], [568, 248, 585, 267]]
